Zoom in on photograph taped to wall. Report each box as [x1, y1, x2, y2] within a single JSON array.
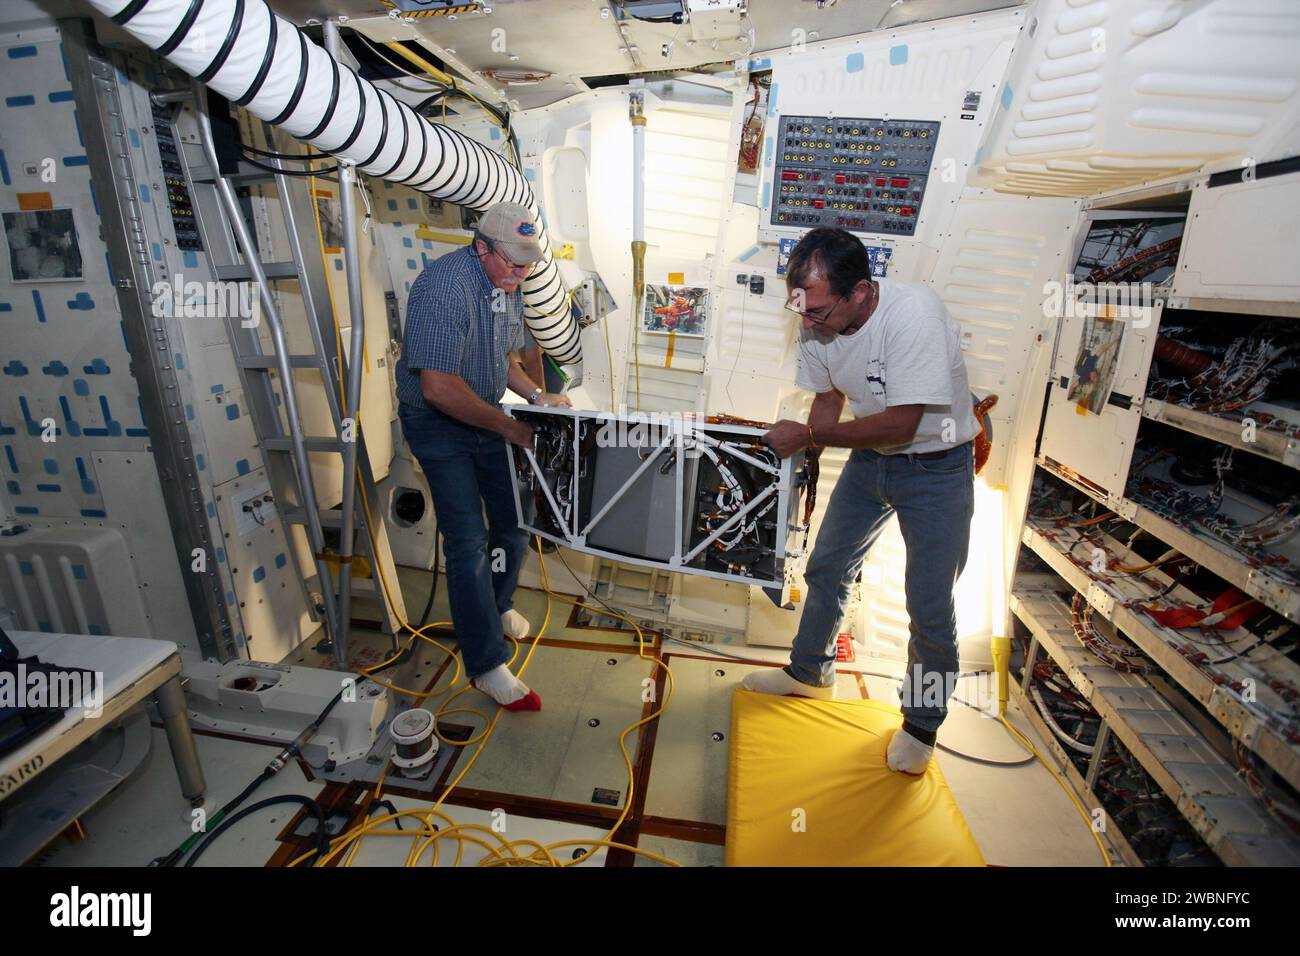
[[3, 208, 82, 282], [1067, 313, 1125, 415], [642, 284, 709, 337]]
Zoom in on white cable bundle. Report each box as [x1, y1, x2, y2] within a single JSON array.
[[90, 0, 582, 365]]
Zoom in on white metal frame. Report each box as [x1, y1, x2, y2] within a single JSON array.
[[506, 405, 806, 591]]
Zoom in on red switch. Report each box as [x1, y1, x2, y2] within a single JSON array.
[[891, 177, 910, 188], [781, 171, 798, 181], [834, 174, 846, 184], [813, 200, 825, 208]]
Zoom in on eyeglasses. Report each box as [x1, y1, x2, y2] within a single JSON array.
[[784, 295, 844, 326], [487, 243, 533, 276]]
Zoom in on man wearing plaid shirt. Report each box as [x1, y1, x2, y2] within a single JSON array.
[[396, 202, 570, 712]]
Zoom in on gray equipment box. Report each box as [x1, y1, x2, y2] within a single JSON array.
[[505, 406, 814, 599]]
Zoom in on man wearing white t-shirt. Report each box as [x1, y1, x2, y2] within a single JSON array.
[[744, 228, 979, 775]]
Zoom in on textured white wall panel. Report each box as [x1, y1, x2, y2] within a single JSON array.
[[927, 190, 1081, 484], [1174, 172, 1300, 303], [971, 0, 1300, 196]]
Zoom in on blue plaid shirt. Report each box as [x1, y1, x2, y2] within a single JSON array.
[[395, 246, 525, 411]]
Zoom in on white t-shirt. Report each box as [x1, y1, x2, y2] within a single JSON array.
[[795, 278, 980, 455]]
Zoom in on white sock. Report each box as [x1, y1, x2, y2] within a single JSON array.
[[472, 663, 532, 706], [740, 667, 838, 700], [887, 728, 934, 775], [502, 608, 530, 640]]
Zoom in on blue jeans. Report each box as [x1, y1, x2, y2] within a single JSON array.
[[789, 442, 975, 733], [399, 403, 528, 679]]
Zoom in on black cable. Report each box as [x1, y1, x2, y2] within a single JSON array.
[[151, 685, 350, 865], [936, 739, 1037, 767], [414, 86, 522, 172], [551, 546, 641, 633], [369, 799, 404, 830], [183, 795, 329, 867], [417, 529, 443, 629], [1153, 563, 1191, 600], [237, 152, 340, 177], [149, 766, 272, 867], [926, 691, 1038, 766], [415, 88, 508, 126], [238, 142, 323, 161]]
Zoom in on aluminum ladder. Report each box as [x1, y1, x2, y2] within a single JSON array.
[[177, 85, 405, 666]]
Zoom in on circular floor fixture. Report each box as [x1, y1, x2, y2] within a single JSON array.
[[390, 708, 439, 779]]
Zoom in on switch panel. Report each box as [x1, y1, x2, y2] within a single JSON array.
[[151, 100, 203, 252], [770, 114, 940, 237]]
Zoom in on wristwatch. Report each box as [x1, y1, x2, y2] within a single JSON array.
[[529, 387, 544, 405]]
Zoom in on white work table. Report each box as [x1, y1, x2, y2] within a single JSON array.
[[1, 630, 205, 807]]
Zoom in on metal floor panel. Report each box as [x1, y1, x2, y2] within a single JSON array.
[[643, 656, 865, 826], [391, 565, 659, 650], [634, 833, 725, 867], [31, 728, 317, 868], [455, 645, 655, 809], [934, 699, 1114, 867], [29, 585, 1134, 866]]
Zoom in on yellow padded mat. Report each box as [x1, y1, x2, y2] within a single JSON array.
[[725, 690, 985, 867]]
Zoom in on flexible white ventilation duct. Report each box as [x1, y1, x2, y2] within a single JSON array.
[[91, 0, 581, 364]]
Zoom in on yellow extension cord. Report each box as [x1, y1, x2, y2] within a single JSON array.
[[996, 711, 1113, 867], [288, 535, 679, 868]]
